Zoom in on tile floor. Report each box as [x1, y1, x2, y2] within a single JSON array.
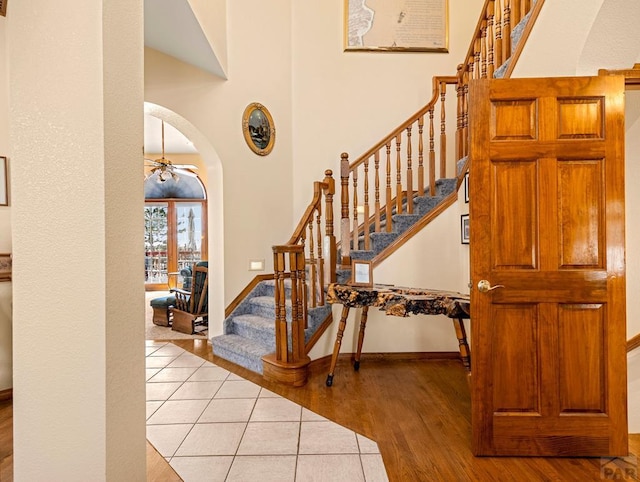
[[146, 340, 389, 482]]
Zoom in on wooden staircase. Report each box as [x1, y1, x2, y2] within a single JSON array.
[[212, 0, 546, 385]]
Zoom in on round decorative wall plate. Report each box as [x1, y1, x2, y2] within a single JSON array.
[[242, 103, 275, 156]]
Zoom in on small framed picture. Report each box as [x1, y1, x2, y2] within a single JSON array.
[[461, 214, 470, 244], [0, 157, 8, 206], [0, 253, 11, 281], [351, 259, 373, 287], [464, 172, 469, 203], [242, 103, 275, 156]]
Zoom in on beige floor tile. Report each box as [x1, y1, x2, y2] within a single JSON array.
[[167, 352, 207, 368], [199, 398, 256, 423], [146, 423, 193, 458], [146, 368, 161, 381], [148, 366, 199, 383], [226, 455, 297, 482], [146, 382, 182, 401], [214, 379, 262, 399], [226, 373, 246, 381], [259, 388, 283, 398], [150, 344, 186, 357], [357, 433, 381, 454], [301, 408, 328, 422], [146, 401, 164, 420], [296, 454, 365, 482], [249, 397, 302, 422], [146, 346, 163, 356], [168, 381, 223, 400], [175, 422, 247, 456], [298, 421, 359, 454], [170, 456, 234, 482], [145, 356, 177, 368], [187, 365, 231, 382], [236, 422, 300, 456], [361, 454, 389, 482], [147, 399, 210, 425]]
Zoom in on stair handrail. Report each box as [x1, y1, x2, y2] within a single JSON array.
[[339, 74, 460, 266], [268, 171, 336, 376], [339, 0, 544, 269], [222, 0, 546, 385]]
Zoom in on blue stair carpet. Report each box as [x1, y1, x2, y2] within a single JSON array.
[[211, 177, 459, 375]]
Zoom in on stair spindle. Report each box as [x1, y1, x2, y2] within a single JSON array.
[[429, 107, 436, 196], [363, 159, 371, 250], [418, 115, 425, 196], [440, 82, 447, 179], [374, 152, 381, 232], [494, 0, 503, 68], [385, 142, 393, 232], [406, 126, 413, 214], [352, 168, 359, 252], [322, 170, 336, 284], [395, 133, 403, 214], [480, 19, 488, 79], [487, 2, 495, 78], [340, 153, 350, 265], [504, 0, 511, 61]]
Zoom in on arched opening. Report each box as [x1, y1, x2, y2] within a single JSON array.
[[144, 103, 225, 335]]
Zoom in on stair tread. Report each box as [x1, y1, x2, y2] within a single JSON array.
[[249, 296, 291, 306], [211, 334, 272, 356], [234, 313, 273, 323]]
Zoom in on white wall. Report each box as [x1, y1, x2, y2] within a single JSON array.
[[291, 0, 485, 221], [310, 197, 471, 358], [0, 17, 10, 392], [9, 0, 146, 479], [292, 0, 482, 356], [145, 0, 295, 315]]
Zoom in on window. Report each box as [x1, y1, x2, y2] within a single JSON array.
[[144, 172, 207, 290]]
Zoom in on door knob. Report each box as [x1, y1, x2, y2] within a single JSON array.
[[477, 279, 504, 293]]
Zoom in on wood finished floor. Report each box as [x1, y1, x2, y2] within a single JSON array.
[[0, 339, 638, 481]]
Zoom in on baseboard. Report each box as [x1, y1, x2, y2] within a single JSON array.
[[0, 389, 12, 401], [629, 333, 640, 353], [311, 351, 461, 369]]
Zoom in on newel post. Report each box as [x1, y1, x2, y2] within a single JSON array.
[[263, 244, 311, 387], [340, 152, 351, 266], [322, 169, 337, 283]]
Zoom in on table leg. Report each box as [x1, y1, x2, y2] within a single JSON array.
[[354, 306, 369, 371], [452, 317, 471, 372], [326, 305, 350, 387]]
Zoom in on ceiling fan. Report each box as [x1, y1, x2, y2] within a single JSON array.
[[145, 120, 198, 182]]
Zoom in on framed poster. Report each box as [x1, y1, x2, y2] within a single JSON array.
[[344, 0, 448, 52]]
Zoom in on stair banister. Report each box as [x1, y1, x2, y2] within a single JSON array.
[[216, 0, 546, 385], [339, 75, 459, 268]]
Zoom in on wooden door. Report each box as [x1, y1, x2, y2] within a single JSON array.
[[469, 75, 628, 456]]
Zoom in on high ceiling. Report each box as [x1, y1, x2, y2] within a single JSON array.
[[144, 0, 223, 155]]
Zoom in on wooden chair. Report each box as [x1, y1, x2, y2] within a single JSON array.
[[171, 261, 208, 334]]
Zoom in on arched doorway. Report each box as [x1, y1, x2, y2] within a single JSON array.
[[143, 103, 226, 335]]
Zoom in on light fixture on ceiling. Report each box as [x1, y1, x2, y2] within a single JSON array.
[[144, 120, 198, 183]]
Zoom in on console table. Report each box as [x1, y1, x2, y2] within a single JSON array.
[[325, 283, 471, 386]]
